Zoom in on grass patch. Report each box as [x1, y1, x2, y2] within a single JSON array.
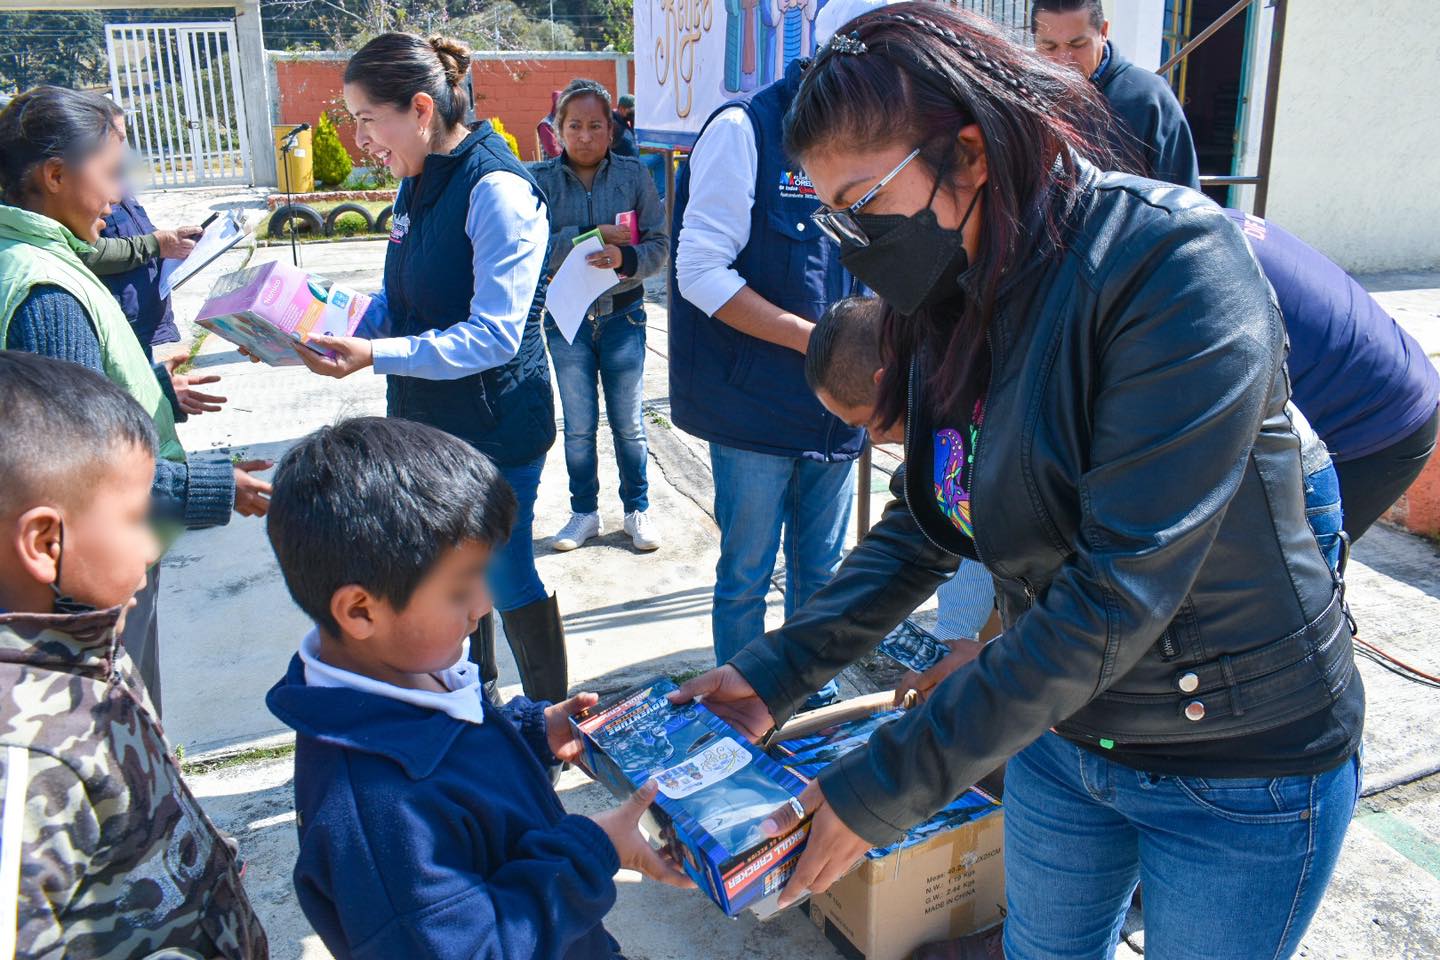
[[670, 667, 705, 686], [182, 742, 296, 776], [171, 330, 211, 375]]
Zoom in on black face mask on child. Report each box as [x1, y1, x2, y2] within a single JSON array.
[[840, 187, 981, 317]]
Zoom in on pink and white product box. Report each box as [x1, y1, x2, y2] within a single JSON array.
[[195, 260, 372, 366]]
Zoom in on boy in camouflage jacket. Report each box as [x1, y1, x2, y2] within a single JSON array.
[[0, 353, 267, 960]]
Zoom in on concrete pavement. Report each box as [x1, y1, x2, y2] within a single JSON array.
[[133, 191, 1440, 958]]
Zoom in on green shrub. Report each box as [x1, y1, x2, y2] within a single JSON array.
[[312, 112, 353, 187]]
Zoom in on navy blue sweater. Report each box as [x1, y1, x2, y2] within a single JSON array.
[[1095, 43, 1201, 190], [5, 285, 234, 528], [266, 655, 622, 960]]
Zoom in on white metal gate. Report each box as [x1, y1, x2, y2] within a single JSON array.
[[105, 22, 252, 187]]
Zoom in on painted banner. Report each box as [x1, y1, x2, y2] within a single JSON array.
[[634, 0, 837, 146]]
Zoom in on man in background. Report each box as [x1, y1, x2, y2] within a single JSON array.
[[1032, 0, 1201, 189]]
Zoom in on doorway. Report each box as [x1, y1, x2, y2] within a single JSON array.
[[1161, 0, 1253, 206]]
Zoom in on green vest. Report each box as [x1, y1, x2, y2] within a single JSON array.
[[0, 205, 188, 545]]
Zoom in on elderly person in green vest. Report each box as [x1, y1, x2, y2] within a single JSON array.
[[0, 85, 270, 713]]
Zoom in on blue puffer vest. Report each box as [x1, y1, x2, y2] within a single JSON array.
[[100, 194, 177, 353], [668, 59, 865, 462], [384, 122, 555, 466]]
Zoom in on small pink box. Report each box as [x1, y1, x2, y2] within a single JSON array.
[[616, 210, 639, 246], [196, 260, 372, 366]]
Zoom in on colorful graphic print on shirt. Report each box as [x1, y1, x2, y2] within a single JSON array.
[[933, 400, 985, 539]]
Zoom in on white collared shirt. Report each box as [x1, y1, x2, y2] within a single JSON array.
[[298, 629, 486, 726]]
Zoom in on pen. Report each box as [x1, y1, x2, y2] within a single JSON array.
[[201, 212, 219, 228]]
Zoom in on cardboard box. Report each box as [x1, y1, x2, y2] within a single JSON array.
[[770, 702, 1005, 959], [804, 792, 1004, 960], [196, 261, 370, 366], [573, 677, 810, 917]]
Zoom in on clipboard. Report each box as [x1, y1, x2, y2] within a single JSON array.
[[158, 210, 251, 299]]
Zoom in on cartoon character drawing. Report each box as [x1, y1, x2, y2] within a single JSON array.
[[764, 0, 819, 85], [724, 0, 769, 92]]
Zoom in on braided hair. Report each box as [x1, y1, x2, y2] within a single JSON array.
[[786, 2, 1116, 430]]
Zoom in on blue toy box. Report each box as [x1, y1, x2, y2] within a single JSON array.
[[573, 677, 810, 917]]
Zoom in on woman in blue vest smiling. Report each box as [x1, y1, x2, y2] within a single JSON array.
[[285, 33, 567, 705]]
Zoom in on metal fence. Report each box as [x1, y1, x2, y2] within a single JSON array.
[[958, 0, 1033, 35], [106, 21, 252, 187]]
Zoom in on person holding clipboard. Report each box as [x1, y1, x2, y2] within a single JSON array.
[[279, 32, 568, 706], [530, 78, 668, 554]]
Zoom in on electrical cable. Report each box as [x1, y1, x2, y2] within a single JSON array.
[[1353, 636, 1440, 688]]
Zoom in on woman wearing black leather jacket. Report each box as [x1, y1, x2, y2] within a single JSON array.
[[672, 7, 1362, 958]]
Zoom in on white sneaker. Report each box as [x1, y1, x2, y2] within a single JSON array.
[[552, 511, 600, 551], [624, 510, 661, 551]]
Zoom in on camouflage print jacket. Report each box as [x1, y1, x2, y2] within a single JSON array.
[[0, 606, 268, 960]]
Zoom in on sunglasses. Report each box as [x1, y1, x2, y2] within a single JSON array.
[[809, 147, 922, 246]]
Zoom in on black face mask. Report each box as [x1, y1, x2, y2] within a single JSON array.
[[839, 190, 981, 316]]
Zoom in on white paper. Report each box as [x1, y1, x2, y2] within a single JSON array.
[[542, 235, 617, 343], [158, 211, 248, 299]]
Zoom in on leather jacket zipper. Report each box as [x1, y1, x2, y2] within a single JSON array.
[[968, 325, 1036, 613]]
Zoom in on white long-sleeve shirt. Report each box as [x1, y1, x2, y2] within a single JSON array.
[[674, 107, 760, 317]]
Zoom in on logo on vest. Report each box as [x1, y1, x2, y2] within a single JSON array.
[[390, 212, 410, 244], [777, 169, 817, 200]]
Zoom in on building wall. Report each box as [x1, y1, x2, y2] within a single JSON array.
[[271, 52, 635, 164], [1261, 0, 1439, 272], [1106, 0, 1164, 70]]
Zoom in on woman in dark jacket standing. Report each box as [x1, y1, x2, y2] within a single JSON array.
[[288, 33, 566, 704], [673, 7, 1361, 958], [530, 78, 668, 555]]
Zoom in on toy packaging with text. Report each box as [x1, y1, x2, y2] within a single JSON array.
[[572, 677, 810, 917], [768, 704, 1005, 960], [195, 260, 371, 366]]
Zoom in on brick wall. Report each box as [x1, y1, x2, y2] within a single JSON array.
[[272, 59, 357, 156], [273, 54, 632, 165]]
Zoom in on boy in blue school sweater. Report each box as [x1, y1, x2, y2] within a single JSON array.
[[264, 417, 690, 960]]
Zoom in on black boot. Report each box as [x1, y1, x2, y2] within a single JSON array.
[[500, 592, 569, 704], [468, 612, 501, 706]]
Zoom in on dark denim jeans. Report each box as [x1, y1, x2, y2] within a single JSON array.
[[545, 306, 649, 515], [488, 455, 547, 612], [709, 443, 855, 702], [1003, 731, 1360, 960]]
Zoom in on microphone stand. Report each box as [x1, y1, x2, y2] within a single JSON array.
[[281, 130, 303, 268]]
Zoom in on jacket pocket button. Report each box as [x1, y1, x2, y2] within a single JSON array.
[[1184, 701, 1206, 722], [796, 222, 806, 231], [1178, 672, 1199, 693]]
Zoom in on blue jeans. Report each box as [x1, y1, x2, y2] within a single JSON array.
[[545, 307, 649, 515], [1304, 461, 1345, 573], [1003, 732, 1360, 960], [709, 444, 855, 701], [488, 455, 548, 612], [934, 558, 995, 640]]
